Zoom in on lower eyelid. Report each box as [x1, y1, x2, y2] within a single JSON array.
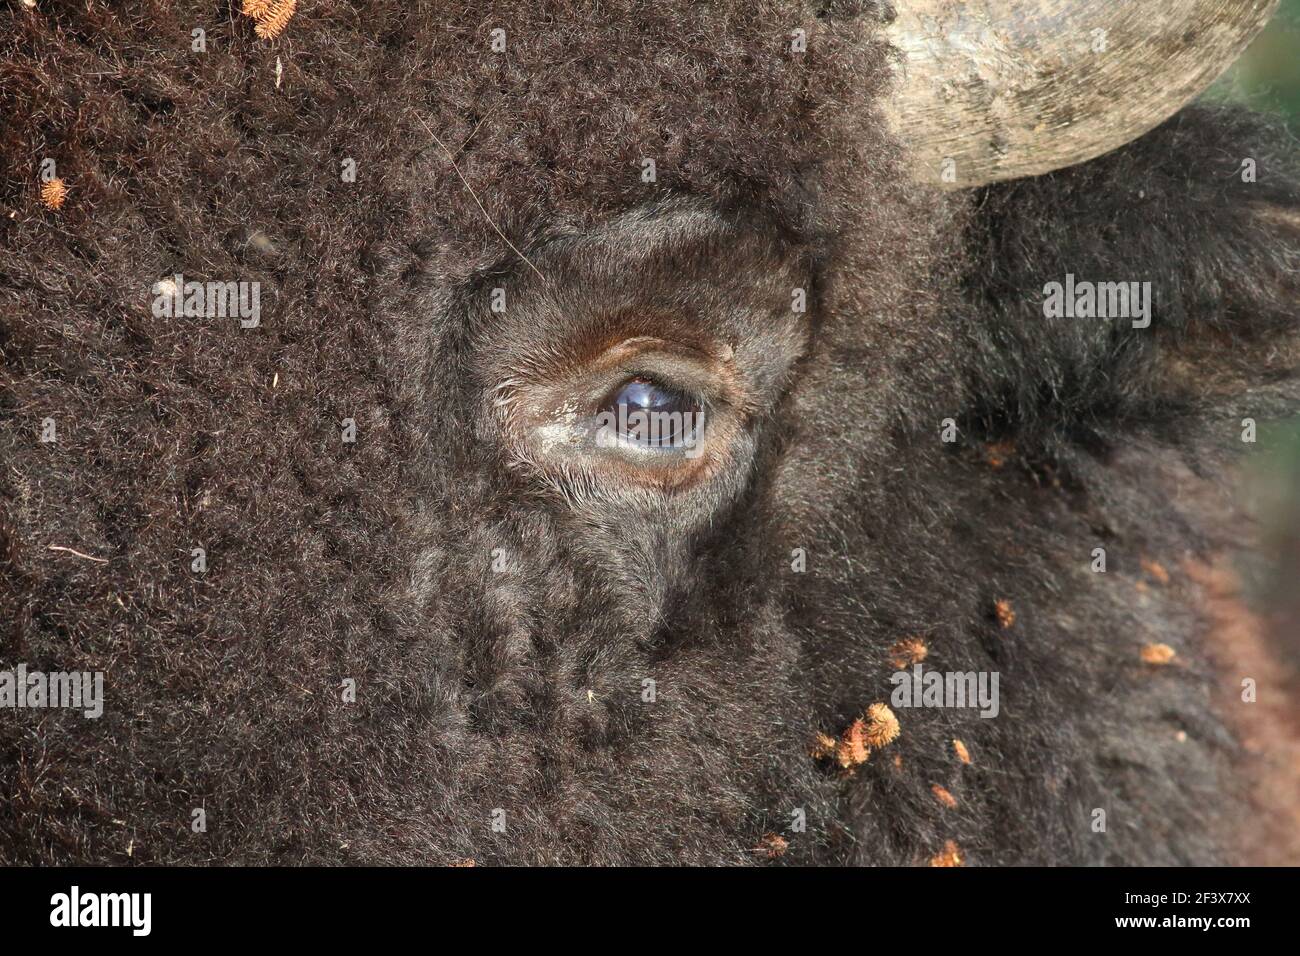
[[593, 404, 707, 450]]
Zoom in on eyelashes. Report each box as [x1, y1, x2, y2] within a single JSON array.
[[489, 334, 749, 492]]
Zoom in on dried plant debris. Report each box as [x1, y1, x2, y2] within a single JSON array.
[[1141, 559, 1171, 585], [39, 177, 67, 210], [862, 703, 900, 748], [813, 703, 901, 770], [993, 598, 1016, 629], [983, 440, 1016, 469], [241, 0, 297, 40], [811, 731, 838, 761], [754, 833, 789, 859], [837, 718, 871, 768], [1140, 642, 1177, 665], [952, 739, 972, 765], [929, 840, 964, 867], [889, 636, 928, 669]]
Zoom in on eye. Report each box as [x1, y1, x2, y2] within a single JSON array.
[[491, 332, 753, 492], [600, 377, 704, 449]]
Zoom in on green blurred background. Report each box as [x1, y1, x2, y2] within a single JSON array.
[[1218, 0, 1300, 119], [1217, 0, 1300, 644]]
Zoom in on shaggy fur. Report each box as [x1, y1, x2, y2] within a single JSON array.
[[1, 2, 1297, 865]]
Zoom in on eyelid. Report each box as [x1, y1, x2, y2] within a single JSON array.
[[577, 336, 745, 414], [489, 334, 751, 491]]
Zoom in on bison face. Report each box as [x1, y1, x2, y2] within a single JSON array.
[[2, 1, 1296, 866], [398, 200, 829, 862]]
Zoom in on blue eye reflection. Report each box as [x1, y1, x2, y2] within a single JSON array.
[[615, 378, 686, 414], [603, 377, 702, 449]]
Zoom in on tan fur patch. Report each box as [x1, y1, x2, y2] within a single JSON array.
[[1186, 557, 1300, 865]]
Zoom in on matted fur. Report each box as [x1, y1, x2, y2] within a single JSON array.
[[1, 2, 1297, 864]]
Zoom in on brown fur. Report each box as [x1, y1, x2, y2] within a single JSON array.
[[1, 2, 1297, 865]]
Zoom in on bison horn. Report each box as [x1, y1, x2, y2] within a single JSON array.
[[881, 0, 1278, 187]]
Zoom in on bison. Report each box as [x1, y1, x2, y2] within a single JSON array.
[[1, 0, 1297, 866]]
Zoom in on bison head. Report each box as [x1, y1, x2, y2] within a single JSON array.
[[1, 0, 1296, 865]]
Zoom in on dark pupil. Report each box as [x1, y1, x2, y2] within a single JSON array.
[[612, 378, 699, 447]]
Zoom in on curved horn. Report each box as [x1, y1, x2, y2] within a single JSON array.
[[882, 0, 1279, 188]]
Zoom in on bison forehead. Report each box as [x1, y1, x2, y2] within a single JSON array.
[[393, 3, 903, 273]]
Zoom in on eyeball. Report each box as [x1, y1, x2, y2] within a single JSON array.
[[599, 377, 703, 450]]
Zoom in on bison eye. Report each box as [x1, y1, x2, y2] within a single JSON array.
[[601, 377, 703, 449], [494, 333, 751, 492]]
